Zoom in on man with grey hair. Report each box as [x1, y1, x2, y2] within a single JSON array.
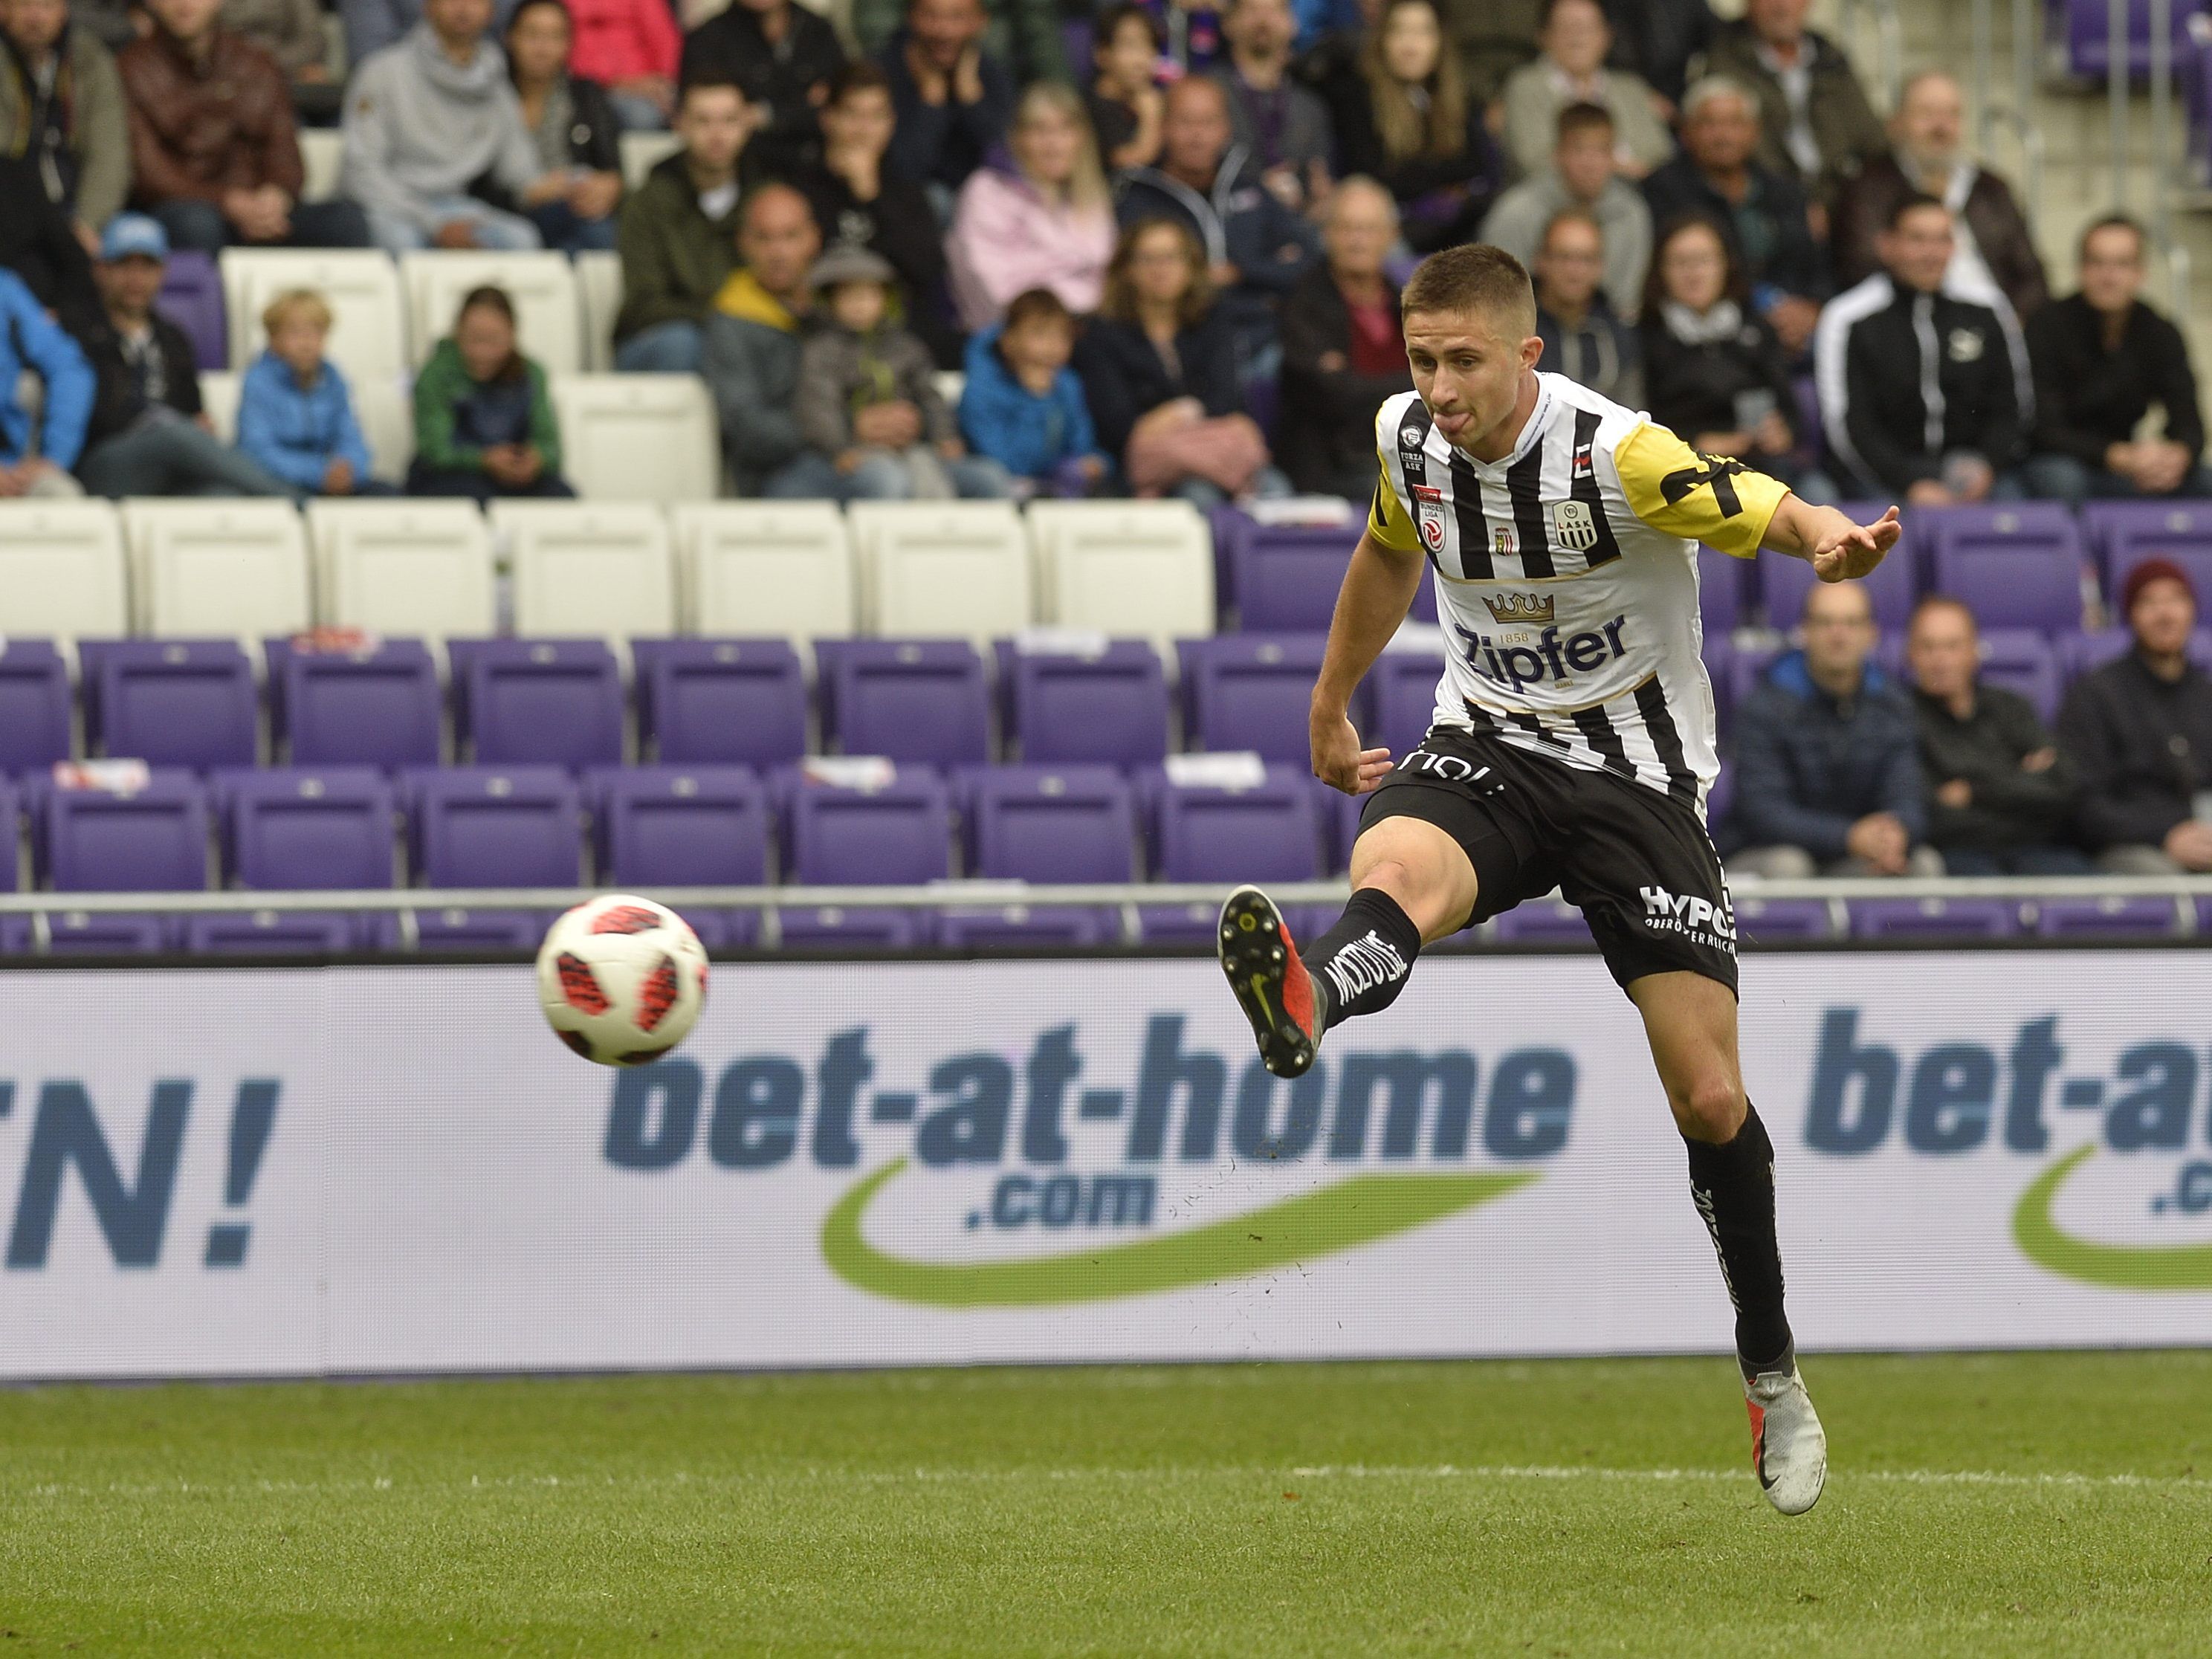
[[1278, 175, 1410, 500], [1833, 69, 2047, 323], [1480, 100, 1652, 320]]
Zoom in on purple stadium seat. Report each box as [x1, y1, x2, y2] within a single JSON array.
[[634, 638, 807, 769], [832, 641, 991, 766], [1704, 761, 1733, 834], [465, 639, 625, 769], [222, 767, 397, 890], [155, 250, 226, 372], [1880, 628, 2062, 722], [1847, 896, 2021, 940], [1136, 762, 1324, 942], [2098, 520, 2212, 605], [954, 764, 1133, 945], [1180, 635, 1333, 762], [1732, 895, 1831, 942], [1921, 505, 2087, 634], [785, 765, 952, 885], [1368, 650, 1443, 757], [0, 640, 71, 776], [42, 911, 174, 953], [1492, 896, 1596, 945], [1698, 543, 1748, 636], [1703, 636, 1734, 737], [589, 764, 769, 948], [776, 905, 935, 950], [1760, 508, 1917, 630], [936, 905, 1116, 949], [40, 769, 208, 892], [97, 641, 258, 770], [1001, 639, 1170, 766], [406, 766, 585, 888], [1232, 523, 1359, 632], [383, 908, 555, 952], [277, 637, 442, 769], [181, 911, 360, 954], [0, 916, 27, 954], [2051, 0, 2204, 78], [2057, 625, 2212, 684], [2034, 896, 2182, 939]]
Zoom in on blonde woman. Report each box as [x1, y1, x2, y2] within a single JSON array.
[[945, 82, 1116, 332]]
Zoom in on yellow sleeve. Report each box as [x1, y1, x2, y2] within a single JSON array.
[[1367, 446, 1422, 554], [1612, 419, 1792, 560]]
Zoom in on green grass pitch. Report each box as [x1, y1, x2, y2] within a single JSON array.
[[2, 1351, 2208, 1656]]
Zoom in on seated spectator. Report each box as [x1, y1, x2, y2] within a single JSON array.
[[340, 0, 557, 253], [1729, 581, 1941, 879], [612, 74, 751, 373], [120, 0, 372, 252], [70, 214, 291, 497], [1689, 0, 1885, 210], [505, 0, 624, 253], [1600, 0, 1715, 109], [2024, 215, 2210, 506], [1088, 4, 1164, 173], [1278, 175, 1409, 502], [957, 287, 1108, 499], [1640, 214, 1810, 492], [947, 84, 1114, 334], [1641, 77, 1825, 355], [407, 285, 575, 500], [1815, 195, 2028, 505], [2057, 560, 2212, 875], [1327, 0, 1498, 253], [702, 181, 820, 496], [1115, 74, 1319, 378], [0, 0, 129, 243], [853, 0, 1066, 87], [236, 288, 398, 497], [0, 265, 91, 497], [1499, 0, 1671, 181], [1834, 72, 2045, 324], [1905, 595, 2086, 876], [1532, 208, 1640, 407], [1212, 0, 1331, 213], [1145, 0, 1228, 79], [877, 0, 1015, 199], [1481, 103, 1648, 318], [1073, 217, 1288, 508], [0, 151, 94, 308], [221, 0, 338, 123], [789, 244, 1007, 500], [681, 0, 844, 171], [561, 0, 679, 132]]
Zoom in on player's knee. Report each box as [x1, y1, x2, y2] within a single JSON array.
[[1669, 1073, 1747, 1144]]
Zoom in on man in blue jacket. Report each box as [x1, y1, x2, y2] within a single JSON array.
[[0, 265, 94, 497], [1727, 579, 1943, 876]]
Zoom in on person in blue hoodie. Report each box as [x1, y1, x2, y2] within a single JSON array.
[[1725, 578, 1941, 878], [235, 288, 398, 497], [0, 266, 94, 497], [957, 288, 1109, 499]]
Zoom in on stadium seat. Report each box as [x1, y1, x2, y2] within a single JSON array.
[[463, 639, 627, 769], [0, 500, 130, 643], [97, 641, 259, 770], [1760, 508, 1917, 631], [1493, 896, 1596, 945], [493, 499, 678, 641], [1001, 638, 1170, 766], [2034, 895, 2182, 939], [0, 641, 72, 776], [1920, 505, 2087, 634], [400, 250, 585, 375], [673, 501, 857, 646], [389, 907, 554, 952], [573, 250, 623, 372], [546, 373, 719, 502], [1367, 647, 1444, 757], [1969, 629, 2063, 722], [953, 763, 1134, 944], [590, 764, 769, 948], [1732, 896, 1834, 942], [180, 909, 359, 954], [1181, 636, 1333, 763], [2057, 625, 2212, 684], [777, 764, 951, 949], [618, 129, 681, 187], [847, 502, 1033, 642], [832, 641, 992, 766], [634, 638, 808, 769], [1698, 543, 1749, 636], [197, 369, 241, 439], [276, 636, 443, 769], [352, 371, 414, 481], [406, 765, 586, 889], [2093, 506, 2212, 603], [219, 248, 408, 381], [297, 127, 342, 202], [0, 778, 18, 883], [158, 249, 227, 372], [1229, 523, 1359, 632], [40, 769, 210, 891], [1846, 896, 2021, 940], [223, 766, 398, 890], [1029, 501, 1215, 648], [308, 498, 497, 641], [2051, 0, 2202, 78], [38, 911, 175, 953], [120, 499, 312, 640], [934, 903, 1118, 949], [1136, 762, 1323, 943]]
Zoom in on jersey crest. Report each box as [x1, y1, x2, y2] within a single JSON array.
[[1550, 499, 1600, 552]]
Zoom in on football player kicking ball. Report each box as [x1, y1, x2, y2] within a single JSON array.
[[1219, 245, 1899, 1516]]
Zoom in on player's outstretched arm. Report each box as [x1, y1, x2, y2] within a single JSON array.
[[1760, 494, 1904, 583], [1311, 529, 1424, 795]]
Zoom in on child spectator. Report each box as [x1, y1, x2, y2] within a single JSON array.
[[407, 285, 575, 500], [236, 288, 397, 497], [1088, 4, 1164, 172], [958, 288, 1108, 499], [792, 245, 1007, 501]]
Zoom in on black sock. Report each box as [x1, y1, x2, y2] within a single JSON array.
[[1685, 1100, 1794, 1377], [1301, 889, 1421, 1033]]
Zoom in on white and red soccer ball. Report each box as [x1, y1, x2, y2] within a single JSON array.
[[535, 895, 708, 1067]]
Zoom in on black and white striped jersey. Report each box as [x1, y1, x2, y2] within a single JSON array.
[[1368, 374, 1792, 815]]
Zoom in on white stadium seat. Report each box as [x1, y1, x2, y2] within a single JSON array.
[[400, 250, 586, 375], [308, 498, 497, 641], [119, 499, 311, 638], [546, 372, 718, 502], [673, 502, 857, 646], [573, 250, 623, 372], [492, 500, 677, 639], [351, 371, 415, 482], [1027, 501, 1215, 650], [619, 130, 682, 190], [846, 501, 1032, 643], [198, 369, 242, 439], [220, 248, 407, 383], [297, 128, 343, 202], [0, 499, 129, 643]]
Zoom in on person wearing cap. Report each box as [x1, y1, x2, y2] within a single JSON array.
[[70, 213, 293, 497], [2057, 559, 2212, 874], [0, 263, 93, 497]]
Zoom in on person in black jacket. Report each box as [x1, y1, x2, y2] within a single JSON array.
[[1278, 176, 1409, 499], [2056, 559, 2212, 874], [2024, 214, 2211, 506], [1322, 0, 1498, 253], [1905, 595, 2086, 873], [1813, 193, 2029, 505], [0, 151, 93, 309], [507, 0, 625, 253], [680, 0, 847, 178]]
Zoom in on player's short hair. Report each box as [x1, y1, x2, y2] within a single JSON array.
[[2079, 210, 2146, 262], [262, 287, 332, 335], [1400, 243, 1537, 341], [1553, 100, 1614, 143], [1886, 190, 1949, 232]]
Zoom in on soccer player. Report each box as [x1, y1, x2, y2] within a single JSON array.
[[1218, 243, 1899, 1516]]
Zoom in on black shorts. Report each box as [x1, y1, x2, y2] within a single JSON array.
[[1359, 725, 1739, 997]]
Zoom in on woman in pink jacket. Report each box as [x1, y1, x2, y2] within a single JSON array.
[[946, 83, 1117, 332], [563, 0, 681, 129]]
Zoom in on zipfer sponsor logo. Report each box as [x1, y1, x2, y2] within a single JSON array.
[[604, 1016, 1572, 1306], [1804, 1008, 2212, 1289]]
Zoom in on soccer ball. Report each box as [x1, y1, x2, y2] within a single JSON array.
[[536, 895, 708, 1067]]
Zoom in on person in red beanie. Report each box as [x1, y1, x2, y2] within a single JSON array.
[[2057, 556, 2212, 872]]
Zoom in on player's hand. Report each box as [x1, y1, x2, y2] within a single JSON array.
[[1310, 707, 1391, 795], [1811, 505, 1901, 583]]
